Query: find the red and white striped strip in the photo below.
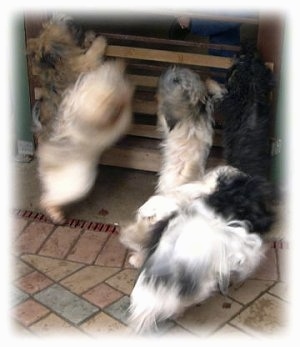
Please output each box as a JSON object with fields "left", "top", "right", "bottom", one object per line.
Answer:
{"left": 13, "top": 209, "right": 119, "bottom": 234}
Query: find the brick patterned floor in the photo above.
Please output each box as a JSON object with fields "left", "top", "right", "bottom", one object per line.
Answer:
{"left": 10, "top": 214, "right": 290, "bottom": 339}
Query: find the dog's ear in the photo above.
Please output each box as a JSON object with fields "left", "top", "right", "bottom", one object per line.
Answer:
{"left": 205, "top": 78, "right": 227, "bottom": 100}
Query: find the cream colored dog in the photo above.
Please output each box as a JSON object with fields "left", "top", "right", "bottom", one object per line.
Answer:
{"left": 38, "top": 60, "right": 134, "bottom": 224}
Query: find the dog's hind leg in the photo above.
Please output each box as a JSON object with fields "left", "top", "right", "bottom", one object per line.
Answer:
{"left": 40, "top": 201, "right": 66, "bottom": 225}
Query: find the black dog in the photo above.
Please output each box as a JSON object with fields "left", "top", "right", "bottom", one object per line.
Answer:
{"left": 220, "top": 45, "right": 274, "bottom": 178}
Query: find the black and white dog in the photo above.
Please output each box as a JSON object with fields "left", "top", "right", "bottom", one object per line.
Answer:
{"left": 125, "top": 165, "right": 277, "bottom": 333}
{"left": 119, "top": 61, "right": 277, "bottom": 334}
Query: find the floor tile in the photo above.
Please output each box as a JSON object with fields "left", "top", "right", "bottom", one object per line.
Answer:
{"left": 175, "top": 295, "right": 243, "bottom": 337}
{"left": 34, "top": 284, "right": 99, "bottom": 325}
{"left": 164, "top": 324, "right": 195, "bottom": 337}
{"left": 12, "top": 298, "right": 50, "bottom": 327}
{"left": 11, "top": 320, "right": 33, "bottom": 335}
{"left": 213, "top": 323, "right": 252, "bottom": 338}
{"left": 14, "top": 221, "right": 54, "bottom": 255}
{"left": 230, "top": 293, "right": 289, "bottom": 336}
{"left": 105, "top": 268, "right": 138, "bottom": 295}
{"left": 80, "top": 312, "right": 128, "bottom": 336}
{"left": 67, "top": 229, "right": 109, "bottom": 264}
{"left": 104, "top": 295, "right": 131, "bottom": 325}
{"left": 11, "top": 286, "right": 30, "bottom": 307}
{"left": 15, "top": 271, "right": 53, "bottom": 295}
{"left": 39, "top": 226, "right": 81, "bottom": 259}
{"left": 21, "top": 254, "right": 84, "bottom": 281}
{"left": 95, "top": 234, "right": 127, "bottom": 267}
{"left": 30, "top": 312, "right": 84, "bottom": 336}
{"left": 12, "top": 258, "right": 34, "bottom": 281}
{"left": 60, "top": 265, "right": 120, "bottom": 294}
{"left": 268, "top": 282, "right": 289, "bottom": 302}
{"left": 82, "top": 282, "right": 124, "bottom": 309}
{"left": 12, "top": 217, "right": 28, "bottom": 238}
{"left": 228, "top": 279, "right": 274, "bottom": 305}
{"left": 277, "top": 248, "right": 289, "bottom": 282}
{"left": 251, "top": 247, "right": 278, "bottom": 281}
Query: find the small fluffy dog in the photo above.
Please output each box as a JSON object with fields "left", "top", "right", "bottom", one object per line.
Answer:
{"left": 37, "top": 60, "right": 134, "bottom": 224}
{"left": 120, "top": 165, "right": 277, "bottom": 333}
{"left": 120, "top": 67, "right": 225, "bottom": 266}
{"left": 27, "top": 15, "right": 107, "bottom": 140}
{"left": 156, "top": 66, "right": 225, "bottom": 194}
{"left": 219, "top": 45, "right": 274, "bottom": 177}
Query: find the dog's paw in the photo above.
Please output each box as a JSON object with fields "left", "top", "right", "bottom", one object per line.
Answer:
{"left": 129, "top": 251, "right": 146, "bottom": 268}
{"left": 138, "top": 195, "right": 179, "bottom": 224}
{"left": 89, "top": 36, "right": 107, "bottom": 56}
{"left": 41, "top": 202, "right": 66, "bottom": 225}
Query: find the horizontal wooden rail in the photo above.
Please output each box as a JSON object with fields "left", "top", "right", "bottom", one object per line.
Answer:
{"left": 101, "top": 32, "right": 241, "bottom": 52}
{"left": 106, "top": 45, "right": 233, "bottom": 69}
{"left": 100, "top": 145, "right": 225, "bottom": 172}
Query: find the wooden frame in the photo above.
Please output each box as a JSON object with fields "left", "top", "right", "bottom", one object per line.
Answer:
{"left": 24, "top": 13, "right": 281, "bottom": 173}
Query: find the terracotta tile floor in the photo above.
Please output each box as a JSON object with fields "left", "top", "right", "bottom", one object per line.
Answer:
{"left": 10, "top": 212, "right": 289, "bottom": 339}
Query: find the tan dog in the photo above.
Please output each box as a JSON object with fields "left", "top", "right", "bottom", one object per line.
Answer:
{"left": 120, "top": 67, "right": 225, "bottom": 267}
{"left": 37, "top": 60, "right": 134, "bottom": 224}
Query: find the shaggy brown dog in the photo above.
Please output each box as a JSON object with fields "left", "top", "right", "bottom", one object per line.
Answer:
{"left": 27, "top": 15, "right": 107, "bottom": 141}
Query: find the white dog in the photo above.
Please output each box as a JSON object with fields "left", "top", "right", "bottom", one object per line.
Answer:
{"left": 120, "top": 67, "right": 224, "bottom": 266}
{"left": 38, "top": 60, "right": 134, "bottom": 224}
{"left": 156, "top": 66, "right": 224, "bottom": 194}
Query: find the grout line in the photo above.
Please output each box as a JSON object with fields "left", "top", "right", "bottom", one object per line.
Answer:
{"left": 266, "top": 290, "right": 289, "bottom": 304}
{"left": 222, "top": 280, "right": 281, "bottom": 326}
{"left": 35, "top": 225, "right": 57, "bottom": 255}
{"left": 92, "top": 232, "right": 114, "bottom": 266}
{"left": 63, "top": 228, "right": 86, "bottom": 261}
{"left": 226, "top": 321, "right": 257, "bottom": 337}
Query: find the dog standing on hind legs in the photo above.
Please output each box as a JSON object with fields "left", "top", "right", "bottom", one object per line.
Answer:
{"left": 156, "top": 66, "right": 225, "bottom": 194}
{"left": 27, "top": 14, "right": 107, "bottom": 141}
{"left": 219, "top": 45, "right": 274, "bottom": 178}
{"left": 119, "top": 66, "right": 225, "bottom": 267}
{"left": 37, "top": 60, "right": 134, "bottom": 224}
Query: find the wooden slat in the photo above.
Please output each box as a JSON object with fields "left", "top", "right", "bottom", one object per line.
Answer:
{"left": 127, "top": 124, "right": 162, "bottom": 139}
{"left": 127, "top": 124, "right": 223, "bottom": 147}
{"left": 129, "top": 74, "right": 159, "bottom": 88}
{"left": 100, "top": 146, "right": 161, "bottom": 172}
{"left": 133, "top": 98, "right": 157, "bottom": 115}
{"left": 106, "top": 45, "right": 233, "bottom": 69}
{"left": 102, "top": 32, "right": 241, "bottom": 52}
{"left": 100, "top": 145, "right": 225, "bottom": 172}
